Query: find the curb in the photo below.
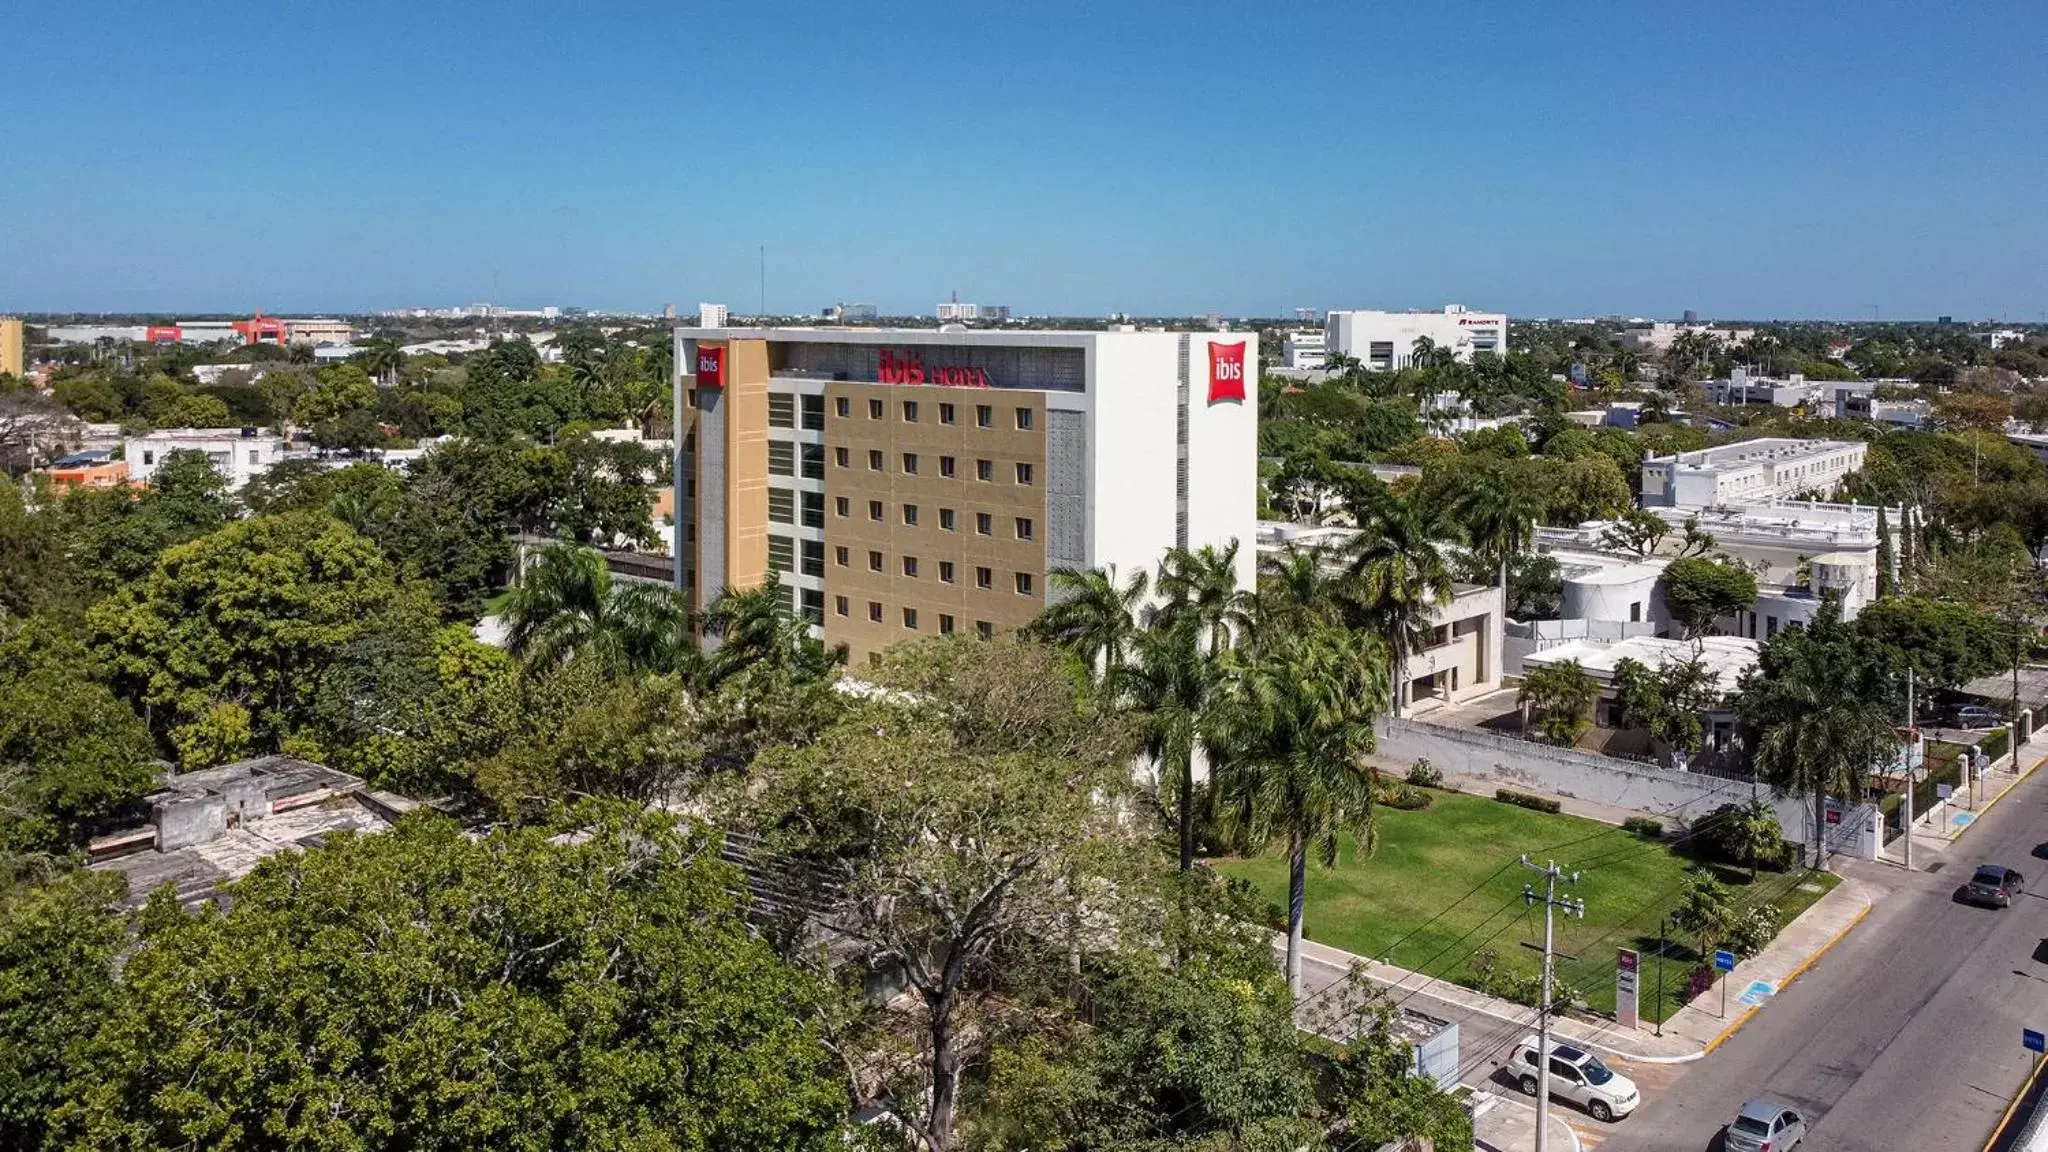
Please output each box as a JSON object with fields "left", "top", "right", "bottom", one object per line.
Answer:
{"left": 1984, "top": 1055, "right": 2047, "bottom": 1152}
{"left": 1971, "top": 750, "right": 2045, "bottom": 826}
{"left": 1693, "top": 893, "right": 1875, "bottom": 1058}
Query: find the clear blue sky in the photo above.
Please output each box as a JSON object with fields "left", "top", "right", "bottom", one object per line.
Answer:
{"left": 4, "top": 0, "right": 2044, "bottom": 320}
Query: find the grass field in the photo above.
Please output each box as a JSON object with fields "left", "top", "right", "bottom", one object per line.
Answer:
{"left": 481, "top": 586, "right": 516, "bottom": 617}
{"left": 1211, "top": 790, "right": 1838, "bottom": 1023}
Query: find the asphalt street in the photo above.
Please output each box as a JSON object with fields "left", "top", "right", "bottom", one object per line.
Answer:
{"left": 1606, "top": 763, "right": 2048, "bottom": 1152}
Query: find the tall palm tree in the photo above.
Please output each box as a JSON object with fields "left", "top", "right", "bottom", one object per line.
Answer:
{"left": 505, "top": 544, "right": 696, "bottom": 677}
{"left": 1212, "top": 626, "right": 1390, "bottom": 996}
{"left": 700, "top": 572, "right": 846, "bottom": 687}
{"left": 1454, "top": 460, "right": 1546, "bottom": 599}
{"left": 357, "top": 338, "right": 404, "bottom": 388}
{"left": 1031, "top": 564, "right": 1148, "bottom": 684}
{"left": 1252, "top": 542, "right": 1348, "bottom": 640}
{"left": 1110, "top": 619, "right": 1214, "bottom": 873}
{"left": 1156, "top": 541, "right": 1251, "bottom": 658}
{"left": 1342, "top": 487, "right": 1456, "bottom": 717}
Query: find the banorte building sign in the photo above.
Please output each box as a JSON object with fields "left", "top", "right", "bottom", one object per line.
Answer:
{"left": 877, "top": 349, "right": 989, "bottom": 388}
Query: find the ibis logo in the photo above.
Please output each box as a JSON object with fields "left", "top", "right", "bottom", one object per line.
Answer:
{"left": 1207, "top": 341, "right": 1247, "bottom": 404}
{"left": 695, "top": 346, "right": 726, "bottom": 388}
{"left": 877, "top": 349, "right": 990, "bottom": 388}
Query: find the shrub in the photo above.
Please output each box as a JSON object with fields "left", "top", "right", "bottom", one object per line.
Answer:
{"left": 1407, "top": 758, "right": 1443, "bottom": 789}
{"left": 1379, "top": 782, "right": 1433, "bottom": 811}
{"left": 1682, "top": 964, "right": 1717, "bottom": 1003}
{"left": 1725, "top": 902, "right": 1782, "bottom": 959}
{"left": 1623, "top": 816, "right": 1664, "bottom": 839}
{"left": 1495, "top": 788, "right": 1561, "bottom": 814}
{"left": 1691, "top": 800, "right": 1787, "bottom": 872}
{"left": 1982, "top": 728, "right": 2011, "bottom": 764}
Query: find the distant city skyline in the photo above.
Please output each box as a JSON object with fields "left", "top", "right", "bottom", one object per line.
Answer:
{"left": 4, "top": 0, "right": 2045, "bottom": 320}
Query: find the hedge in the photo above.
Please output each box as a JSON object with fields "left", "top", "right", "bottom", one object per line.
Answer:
{"left": 1495, "top": 788, "right": 1562, "bottom": 814}
{"left": 1622, "top": 816, "right": 1664, "bottom": 839}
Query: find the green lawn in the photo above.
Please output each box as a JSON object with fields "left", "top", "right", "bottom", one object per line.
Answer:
{"left": 1211, "top": 791, "right": 1838, "bottom": 1023}
{"left": 481, "top": 586, "right": 516, "bottom": 617}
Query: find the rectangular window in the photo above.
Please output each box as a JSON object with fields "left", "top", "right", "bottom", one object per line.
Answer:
{"left": 835, "top": 496, "right": 850, "bottom": 518}
{"left": 976, "top": 512, "right": 993, "bottom": 535}
{"left": 835, "top": 595, "right": 849, "bottom": 617}
{"left": 143, "top": 450, "right": 154, "bottom": 466}
{"left": 869, "top": 601, "right": 883, "bottom": 623}
{"left": 1015, "top": 407, "right": 1034, "bottom": 430}
{"left": 903, "top": 607, "right": 918, "bottom": 630}
{"left": 768, "top": 394, "right": 796, "bottom": 428}
{"left": 868, "top": 449, "right": 884, "bottom": 471}
{"left": 768, "top": 441, "right": 796, "bottom": 476}
{"left": 776, "top": 582, "right": 795, "bottom": 613}
{"left": 767, "top": 534, "right": 795, "bottom": 573}
{"left": 903, "top": 504, "right": 920, "bottom": 526}
{"left": 835, "top": 396, "right": 850, "bottom": 418}
{"left": 801, "top": 394, "right": 825, "bottom": 430}
{"left": 868, "top": 398, "right": 884, "bottom": 419}
{"left": 940, "top": 614, "right": 956, "bottom": 635}
{"left": 1015, "top": 462, "right": 1034, "bottom": 485}
{"left": 868, "top": 500, "right": 884, "bottom": 521}
{"left": 768, "top": 488, "right": 795, "bottom": 524}
{"left": 902, "top": 556, "right": 919, "bottom": 578}
{"left": 976, "top": 404, "right": 993, "bottom": 428}
{"left": 902, "top": 400, "right": 919, "bottom": 422}
{"left": 868, "top": 550, "right": 884, "bottom": 572}
{"left": 834, "top": 446, "right": 850, "bottom": 468}
{"left": 940, "top": 402, "right": 956, "bottom": 425}
{"left": 976, "top": 566, "right": 993, "bottom": 590}
{"left": 977, "top": 621, "right": 994, "bottom": 639}
{"left": 1015, "top": 572, "right": 1035, "bottom": 596}
{"left": 248, "top": 450, "right": 259, "bottom": 466}
{"left": 976, "top": 459, "right": 993, "bottom": 482}
{"left": 1015, "top": 517, "right": 1035, "bottom": 541}
{"left": 940, "top": 455, "right": 956, "bottom": 478}
{"left": 801, "top": 490, "right": 824, "bottom": 528}
{"left": 940, "top": 508, "right": 956, "bottom": 531}
{"left": 902, "top": 452, "right": 919, "bottom": 475}
{"left": 835, "top": 545, "right": 850, "bottom": 567}
{"left": 801, "top": 539, "right": 824, "bottom": 577}
{"left": 800, "top": 588, "right": 823, "bottom": 624}
{"left": 939, "top": 560, "right": 956, "bottom": 584}
{"left": 801, "top": 443, "right": 824, "bottom": 480}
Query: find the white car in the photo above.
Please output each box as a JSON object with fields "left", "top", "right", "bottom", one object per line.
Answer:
{"left": 1509, "top": 1035, "right": 1640, "bottom": 1122}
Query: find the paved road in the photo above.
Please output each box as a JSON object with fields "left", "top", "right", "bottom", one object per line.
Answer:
{"left": 1607, "top": 765, "right": 2048, "bottom": 1152}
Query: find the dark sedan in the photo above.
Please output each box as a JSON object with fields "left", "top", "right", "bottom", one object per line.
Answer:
{"left": 1964, "top": 864, "right": 2024, "bottom": 908}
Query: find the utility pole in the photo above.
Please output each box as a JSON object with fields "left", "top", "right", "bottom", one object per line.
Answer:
{"left": 1522, "top": 856, "right": 1585, "bottom": 1152}
{"left": 1904, "top": 666, "right": 1915, "bottom": 871}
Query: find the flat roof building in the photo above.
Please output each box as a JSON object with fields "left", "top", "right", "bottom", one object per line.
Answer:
{"left": 126, "top": 427, "right": 286, "bottom": 492}
{"left": 1324, "top": 305, "right": 1506, "bottom": 371}
{"left": 1639, "top": 438, "right": 1867, "bottom": 510}
{"left": 1281, "top": 330, "right": 1326, "bottom": 371}
{"left": 672, "top": 326, "right": 1258, "bottom": 664}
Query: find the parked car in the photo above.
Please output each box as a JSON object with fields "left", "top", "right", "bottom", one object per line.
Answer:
{"left": 1964, "top": 864, "right": 2025, "bottom": 908}
{"left": 1951, "top": 705, "right": 2004, "bottom": 730}
{"left": 1508, "top": 1036, "right": 1639, "bottom": 1122}
{"left": 1724, "top": 1097, "right": 1806, "bottom": 1152}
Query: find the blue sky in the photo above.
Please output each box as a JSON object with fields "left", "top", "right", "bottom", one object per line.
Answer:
{"left": 3, "top": 0, "right": 2044, "bottom": 319}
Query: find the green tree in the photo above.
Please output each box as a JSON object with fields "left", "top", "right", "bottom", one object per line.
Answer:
{"left": 556, "top": 433, "right": 659, "bottom": 546}
{"left": 699, "top": 571, "right": 843, "bottom": 688}
{"left": 294, "top": 362, "right": 378, "bottom": 427}
{"left": 1662, "top": 556, "right": 1758, "bottom": 639}
{"left": 1610, "top": 656, "right": 1723, "bottom": 762}
{"left": 0, "top": 622, "right": 158, "bottom": 853}
{"left": 1341, "top": 485, "right": 1455, "bottom": 717}
{"left": 1110, "top": 619, "right": 1215, "bottom": 874}
{"left": 1670, "top": 873, "right": 1736, "bottom": 958}
{"left": 0, "top": 869, "right": 129, "bottom": 1152}
{"left": 1518, "top": 659, "right": 1600, "bottom": 745}
{"left": 1454, "top": 459, "right": 1545, "bottom": 594}
{"left": 1854, "top": 595, "right": 1998, "bottom": 690}
{"left": 504, "top": 543, "right": 695, "bottom": 678}
{"left": 155, "top": 391, "right": 234, "bottom": 429}
{"left": 55, "top": 806, "right": 849, "bottom": 1151}
{"left": 1875, "top": 507, "right": 1897, "bottom": 598}
{"left": 1032, "top": 563, "right": 1148, "bottom": 684}
{"left": 1156, "top": 541, "right": 1251, "bottom": 659}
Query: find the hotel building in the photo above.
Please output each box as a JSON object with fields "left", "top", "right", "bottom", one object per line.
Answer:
{"left": 669, "top": 327, "right": 1258, "bottom": 663}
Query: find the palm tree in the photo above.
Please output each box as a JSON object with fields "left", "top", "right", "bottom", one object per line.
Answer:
{"left": 700, "top": 571, "right": 846, "bottom": 687}
{"left": 1252, "top": 542, "right": 1348, "bottom": 639}
{"left": 1156, "top": 541, "right": 1251, "bottom": 658}
{"left": 357, "top": 338, "right": 404, "bottom": 388}
{"left": 1212, "top": 626, "right": 1390, "bottom": 996}
{"left": 505, "top": 544, "right": 696, "bottom": 677}
{"left": 1454, "top": 461, "right": 1545, "bottom": 598}
{"left": 1032, "top": 564, "right": 1148, "bottom": 684}
{"left": 1110, "top": 620, "right": 1214, "bottom": 874}
{"left": 1342, "top": 486, "right": 1456, "bottom": 717}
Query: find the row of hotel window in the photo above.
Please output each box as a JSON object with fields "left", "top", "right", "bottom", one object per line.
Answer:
{"left": 765, "top": 394, "right": 1036, "bottom": 431}
{"left": 765, "top": 535, "right": 1038, "bottom": 595}
{"left": 767, "top": 579, "right": 1000, "bottom": 639}
{"left": 767, "top": 488, "right": 1036, "bottom": 541}
{"left": 767, "top": 441, "right": 1034, "bottom": 486}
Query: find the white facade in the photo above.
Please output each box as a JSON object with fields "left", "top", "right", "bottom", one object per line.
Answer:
{"left": 285, "top": 318, "right": 355, "bottom": 346}
{"left": 935, "top": 300, "right": 980, "bottom": 322}
{"left": 697, "top": 303, "right": 729, "bottom": 329}
{"left": 1281, "top": 330, "right": 1327, "bottom": 370}
{"left": 1639, "top": 438, "right": 1867, "bottom": 509}
{"left": 125, "top": 429, "right": 285, "bottom": 491}
{"left": 1324, "top": 305, "right": 1507, "bottom": 370}
{"left": 1619, "top": 322, "right": 1756, "bottom": 353}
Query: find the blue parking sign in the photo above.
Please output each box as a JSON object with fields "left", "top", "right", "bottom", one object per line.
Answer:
{"left": 2026, "top": 1029, "right": 2044, "bottom": 1054}
{"left": 1714, "top": 949, "right": 1737, "bottom": 973}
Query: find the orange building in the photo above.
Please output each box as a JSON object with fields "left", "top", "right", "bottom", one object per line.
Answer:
{"left": 47, "top": 451, "right": 129, "bottom": 491}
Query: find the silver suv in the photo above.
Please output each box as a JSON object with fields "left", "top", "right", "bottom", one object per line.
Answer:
{"left": 1508, "top": 1035, "right": 1639, "bottom": 1122}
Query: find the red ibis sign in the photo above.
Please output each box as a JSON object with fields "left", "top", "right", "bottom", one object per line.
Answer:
{"left": 877, "top": 349, "right": 989, "bottom": 388}
{"left": 1207, "top": 341, "right": 1247, "bottom": 404}
{"left": 695, "top": 346, "right": 726, "bottom": 388}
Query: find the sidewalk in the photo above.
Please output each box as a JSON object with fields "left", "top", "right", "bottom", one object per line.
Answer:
{"left": 1471, "top": 1087, "right": 1582, "bottom": 1152}
{"left": 1880, "top": 737, "right": 2046, "bottom": 868}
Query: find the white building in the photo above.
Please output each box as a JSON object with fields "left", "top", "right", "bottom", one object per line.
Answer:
{"left": 125, "top": 428, "right": 286, "bottom": 491}
{"left": 935, "top": 298, "right": 980, "bottom": 322}
{"left": 1281, "top": 330, "right": 1327, "bottom": 371}
{"left": 1324, "top": 305, "right": 1507, "bottom": 370}
{"left": 698, "top": 303, "right": 729, "bottom": 329}
{"left": 1619, "top": 322, "right": 1756, "bottom": 353}
{"left": 1705, "top": 367, "right": 1825, "bottom": 408}
{"left": 285, "top": 318, "right": 355, "bottom": 346}
{"left": 1639, "top": 438, "right": 1867, "bottom": 509}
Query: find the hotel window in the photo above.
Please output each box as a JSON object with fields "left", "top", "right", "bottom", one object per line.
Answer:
{"left": 768, "top": 441, "right": 796, "bottom": 476}
{"left": 835, "top": 596, "right": 849, "bottom": 617}
{"left": 976, "top": 459, "right": 993, "bottom": 481}
{"left": 801, "top": 490, "right": 824, "bottom": 528}
{"left": 903, "top": 503, "right": 920, "bottom": 526}
{"left": 868, "top": 398, "right": 884, "bottom": 419}
{"left": 835, "top": 446, "right": 850, "bottom": 468}
{"left": 975, "top": 566, "right": 993, "bottom": 590}
{"left": 835, "top": 545, "right": 850, "bottom": 567}
{"left": 940, "top": 508, "right": 957, "bottom": 531}
{"left": 976, "top": 512, "right": 993, "bottom": 535}
{"left": 766, "top": 534, "right": 795, "bottom": 573}
{"left": 977, "top": 621, "right": 994, "bottom": 639}
{"left": 869, "top": 500, "right": 884, "bottom": 521}
{"left": 768, "top": 394, "right": 796, "bottom": 428}
{"left": 940, "top": 402, "right": 956, "bottom": 425}
{"left": 940, "top": 455, "right": 956, "bottom": 478}
{"left": 902, "top": 400, "right": 919, "bottom": 422}
{"left": 801, "top": 539, "right": 824, "bottom": 577}
{"left": 939, "top": 614, "right": 956, "bottom": 634}
{"left": 801, "top": 443, "right": 825, "bottom": 479}
{"left": 1015, "top": 517, "right": 1034, "bottom": 541}
{"left": 903, "top": 607, "right": 919, "bottom": 629}
{"left": 868, "top": 550, "right": 884, "bottom": 572}
{"left": 939, "top": 560, "right": 956, "bottom": 583}
{"left": 801, "top": 394, "right": 825, "bottom": 430}
{"left": 902, "top": 452, "right": 919, "bottom": 475}
{"left": 767, "top": 488, "right": 795, "bottom": 524}
{"left": 835, "top": 496, "right": 850, "bottom": 518}
{"left": 868, "top": 449, "right": 884, "bottom": 471}
{"left": 903, "top": 556, "right": 919, "bottom": 578}
{"left": 976, "top": 404, "right": 993, "bottom": 428}
{"left": 1015, "top": 462, "right": 1034, "bottom": 485}
{"left": 1015, "top": 572, "right": 1035, "bottom": 596}
{"left": 1015, "top": 407, "right": 1034, "bottom": 430}
{"left": 776, "top": 582, "right": 795, "bottom": 613}
{"left": 869, "top": 601, "right": 883, "bottom": 622}
{"left": 835, "top": 396, "right": 850, "bottom": 418}
{"left": 800, "top": 588, "right": 823, "bottom": 624}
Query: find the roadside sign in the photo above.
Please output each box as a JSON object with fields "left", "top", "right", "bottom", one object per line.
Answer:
{"left": 1616, "top": 949, "right": 1640, "bottom": 1030}
{"left": 2027, "top": 1029, "right": 2045, "bottom": 1054}
{"left": 1714, "top": 949, "right": 1737, "bottom": 973}
{"left": 1937, "top": 784, "right": 1955, "bottom": 799}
